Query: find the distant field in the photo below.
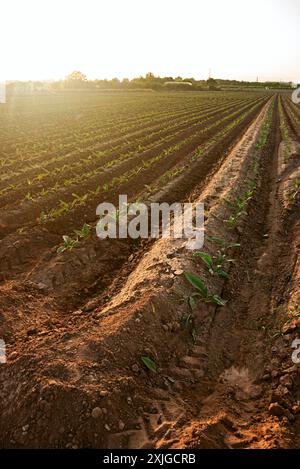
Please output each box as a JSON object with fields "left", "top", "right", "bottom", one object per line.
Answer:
{"left": 0, "top": 91, "right": 270, "bottom": 236}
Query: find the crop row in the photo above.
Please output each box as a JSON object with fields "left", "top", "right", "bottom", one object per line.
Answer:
{"left": 0, "top": 96, "right": 248, "bottom": 191}
{"left": 0, "top": 92, "right": 252, "bottom": 167}
{"left": 1, "top": 96, "right": 267, "bottom": 226}
{"left": 0, "top": 97, "right": 262, "bottom": 205}
{"left": 35, "top": 96, "right": 269, "bottom": 229}
{"left": 0, "top": 92, "right": 271, "bottom": 282}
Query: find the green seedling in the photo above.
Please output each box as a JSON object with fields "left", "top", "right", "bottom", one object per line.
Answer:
{"left": 207, "top": 236, "right": 240, "bottom": 252}
{"left": 40, "top": 188, "right": 49, "bottom": 197}
{"left": 57, "top": 235, "right": 79, "bottom": 254}
{"left": 48, "top": 200, "right": 70, "bottom": 219}
{"left": 184, "top": 272, "right": 226, "bottom": 306}
{"left": 194, "top": 251, "right": 214, "bottom": 274}
{"left": 224, "top": 214, "right": 238, "bottom": 228}
{"left": 25, "top": 192, "right": 34, "bottom": 201}
{"left": 191, "top": 329, "right": 197, "bottom": 343}
{"left": 180, "top": 313, "right": 191, "bottom": 330}
{"left": 71, "top": 193, "right": 88, "bottom": 207}
{"left": 188, "top": 295, "right": 197, "bottom": 311}
{"left": 94, "top": 185, "right": 101, "bottom": 195}
{"left": 193, "top": 251, "right": 228, "bottom": 278}
{"left": 288, "top": 179, "right": 300, "bottom": 200}
{"left": 224, "top": 189, "right": 254, "bottom": 227}
{"left": 36, "top": 172, "right": 48, "bottom": 182}
{"left": 74, "top": 223, "right": 91, "bottom": 239}
{"left": 37, "top": 211, "right": 47, "bottom": 224}
{"left": 141, "top": 356, "right": 157, "bottom": 373}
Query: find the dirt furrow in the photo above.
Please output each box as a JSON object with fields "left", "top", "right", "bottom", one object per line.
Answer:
{"left": 0, "top": 98, "right": 268, "bottom": 294}
{"left": 0, "top": 94, "right": 279, "bottom": 449}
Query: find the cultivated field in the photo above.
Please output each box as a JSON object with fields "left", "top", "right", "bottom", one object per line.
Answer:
{"left": 0, "top": 90, "right": 300, "bottom": 448}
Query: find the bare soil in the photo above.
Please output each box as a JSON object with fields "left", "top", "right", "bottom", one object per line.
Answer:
{"left": 0, "top": 94, "right": 300, "bottom": 449}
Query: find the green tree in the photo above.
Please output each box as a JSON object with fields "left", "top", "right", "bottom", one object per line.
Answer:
{"left": 65, "top": 71, "right": 87, "bottom": 81}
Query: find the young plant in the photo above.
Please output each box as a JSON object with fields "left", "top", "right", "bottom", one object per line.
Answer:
{"left": 193, "top": 251, "right": 228, "bottom": 278}
{"left": 207, "top": 236, "right": 240, "bottom": 268}
{"left": 184, "top": 272, "right": 226, "bottom": 306}
{"left": 224, "top": 189, "right": 254, "bottom": 227}
{"left": 224, "top": 214, "right": 238, "bottom": 229}
{"left": 288, "top": 178, "right": 300, "bottom": 200}
{"left": 74, "top": 223, "right": 91, "bottom": 239}
{"left": 57, "top": 235, "right": 79, "bottom": 254}
{"left": 37, "top": 211, "right": 47, "bottom": 224}
{"left": 25, "top": 191, "right": 34, "bottom": 201}
{"left": 207, "top": 236, "right": 240, "bottom": 252}
{"left": 180, "top": 313, "right": 192, "bottom": 330}
{"left": 71, "top": 192, "right": 88, "bottom": 207}
{"left": 141, "top": 356, "right": 157, "bottom": 373}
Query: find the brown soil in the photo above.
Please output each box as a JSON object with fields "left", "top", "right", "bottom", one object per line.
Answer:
{"left": 0, "top": 94, "right": 300, "bottom": 449}
{"left": 0, "top": 97, "right": 244, "bottom": 201}
{"left": 0, "top": 96, "right": 265, "bottom": 237}
{"left": 0, "top": 98, "right": 267, "bottom": 290}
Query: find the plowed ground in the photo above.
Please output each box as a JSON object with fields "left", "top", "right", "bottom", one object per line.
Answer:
{"left": 0, "top": 90, "right": 300, "bottom": 449}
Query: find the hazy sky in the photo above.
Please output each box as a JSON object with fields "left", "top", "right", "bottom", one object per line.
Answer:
{"left": 1, "top": 0, "right": 299, "bottom": 82}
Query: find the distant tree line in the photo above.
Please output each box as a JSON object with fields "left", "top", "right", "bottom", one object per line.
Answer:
{"left": 6, "top": 71, "right": 296, "bottom": 93}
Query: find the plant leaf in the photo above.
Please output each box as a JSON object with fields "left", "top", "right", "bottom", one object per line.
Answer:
{"left": 181, "top": 313, "right": 191, "bottom": 329}
{"left": 207, "top": 236, "right": 225, "bottom": 247}
{"left": 224, "top": 199, "right": 235, "bottom": 209}
{"left": 141, "top": 356, "right": 157, "bottom": 373}
{"left": 193, "top": 251, "right": 214, "bottom": 270}
{"left": 217, "top": 270, "right": 229, "bottom": 279}
{"left": 184, "top": 272, "right": 208, "bottom": 297}
{"left": 188, "top": 296, "right": 197, "bottom": 311}
{"left": 211, "top": 295, "right": 227, "bottom": 306}
{"left": 226, "top": 243, "right": 240, "bottom": 250}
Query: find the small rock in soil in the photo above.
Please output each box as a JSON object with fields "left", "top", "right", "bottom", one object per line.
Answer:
{"left": 262, "top": 373, "right": 271, "bottom": 381}
{"left": 91, "top": 407, "right": 102, "bottom": 419}
{"left": 269, "top": 403, "right": 285, "bottom": 417}
{"left": 131, "top": 364, "right": 139, "bottom": 373}
{"left": 292, "top": 405, "right": 300, "bottom": 414}
{"left": 282, "top": 365, "right": 297, "bottom": 374}
{"left": 118, "top": 421, "right": 125, "bottom": 431}
{"left": 279, "top": 374, "right": 293, "bottom": 389}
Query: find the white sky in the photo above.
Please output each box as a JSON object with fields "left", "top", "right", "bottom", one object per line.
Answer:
{"left": 1, "top": 0, "right": 299, "bottom": 82}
